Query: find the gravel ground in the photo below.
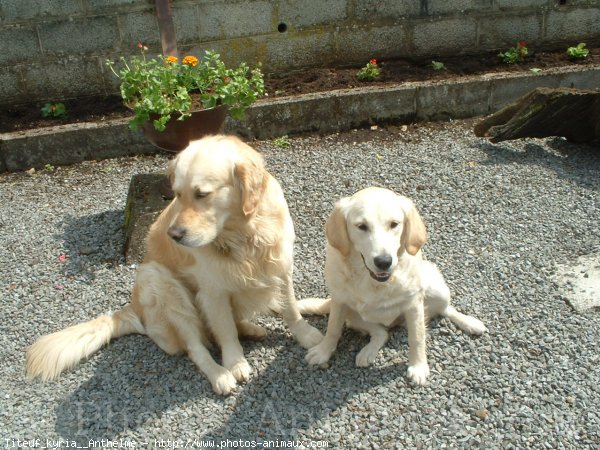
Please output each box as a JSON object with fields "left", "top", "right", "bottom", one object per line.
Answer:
{"left": 1, "top": 120, "right": 599, "bottom": 449}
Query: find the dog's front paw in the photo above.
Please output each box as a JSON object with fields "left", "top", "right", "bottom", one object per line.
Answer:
{"left": 355, "top": 344, "right": 379, "bottom": 367}
{"left": 305, "top": 342, "right": 334, "bottom": 366}
{"left": 210, "top": 368, "right": 237, "bottom": 396}
{"left": 294, "top": 323, "right": 324, "bottom": 349}
{"left": 407, "top": 363, "right": 430, "bottom": 385}
{"left": 226, "top": 358, "right": 252, "bottom": 383}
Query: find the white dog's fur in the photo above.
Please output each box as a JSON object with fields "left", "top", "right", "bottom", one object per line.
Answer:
{"left": 26, "top": 135, "right": 323, "bottom": 395}
{"left": 299, "top": 187, "right": 486, "bottom": 384}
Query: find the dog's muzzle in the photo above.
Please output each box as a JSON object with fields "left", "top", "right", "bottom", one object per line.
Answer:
{"left": 361, "top": 254, "right": 392, "bottom": 283}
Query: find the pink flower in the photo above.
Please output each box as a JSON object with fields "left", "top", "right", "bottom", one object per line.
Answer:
{"left": 58, "top": 254, "right": 67, "bottom": 263}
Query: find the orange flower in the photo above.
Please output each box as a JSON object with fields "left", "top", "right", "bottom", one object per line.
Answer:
{"left": 182, "top": 55, "right": 199, "bottom": 67}
{"left": 165, "top": 55, "right": 178, "bottom": 64}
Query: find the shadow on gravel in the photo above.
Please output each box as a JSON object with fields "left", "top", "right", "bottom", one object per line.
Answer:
{"left": 58, "top": 209, "right": 126, "bottom": 275}
{"left": 52, "top": 320, "right": 409, "bottom": 444}
{"left": 52, "top": 333, "right": 260, "bottom": 443}
{"left": 478, "top": 139, "right": 600, "bottom": 192}
{"left": 203, "top": 329, "right": 408, "bottom": 442}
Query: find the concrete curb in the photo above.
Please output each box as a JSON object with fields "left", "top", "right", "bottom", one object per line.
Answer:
{"left": 1, "top": 64, "right": 599, "bottom": 172}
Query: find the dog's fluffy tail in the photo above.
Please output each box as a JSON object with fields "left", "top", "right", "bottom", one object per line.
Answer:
{"left": 26, "top": 304, "right": 144, "bottom": 381}
{"left": 297, "top": 297, "right": 332, "bottom": 315}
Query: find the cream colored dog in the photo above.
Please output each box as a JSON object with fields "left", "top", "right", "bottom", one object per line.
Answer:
{"left": 26, "top": 135, "right": 323, "bottom": 395}
{"left": 299, "top": 187, "right": 486, "bottom": 384}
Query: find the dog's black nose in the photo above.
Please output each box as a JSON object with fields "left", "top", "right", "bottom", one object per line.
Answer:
{"left": 373, "top": 255, "right": 393, "bottom": 271}
{"left": 168, "top": 226, "right": 186, "bottom": 242}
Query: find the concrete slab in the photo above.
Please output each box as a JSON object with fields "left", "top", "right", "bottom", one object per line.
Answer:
{"left": 0, "top": 118, "right": 156, "bottom": 172}
{"left": 553, "top": 253, "right": 600, "bottom": 312}
{"left": 123, "top": 173, "right": 171, "bottom": 264}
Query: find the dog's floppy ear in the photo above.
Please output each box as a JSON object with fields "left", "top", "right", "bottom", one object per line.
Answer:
{"left": 167, "top": 155, "right": 180, "bottom": 189}
{"left": 325, "top": 199, "right": 351, "bottom": 257}
{"left": 234, "top": 149, "right": 269, "bottom": 217}
{"left": 400, "top": 199, "right": 427, "bottom": 256}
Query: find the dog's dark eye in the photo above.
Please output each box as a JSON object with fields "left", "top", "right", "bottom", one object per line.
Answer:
{"left": 357, "top": 223, "right": 368, "bottom": 231}
{"left": 195, "top": 191, "right": 209, "bottom": 199}
{"left": 390, "top": 221, "right": 400, "bottom": 229}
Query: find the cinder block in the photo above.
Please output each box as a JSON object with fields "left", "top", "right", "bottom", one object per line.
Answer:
{"left": 416, "top": 79, "right": 492, "bottom": 120}
{"left": 87, "top": 0, "right": 149, "bottom": 13}
{"left": 489, "top": 72, "right": 562, "bottom": 111}
{"left": 489, "top": 67, "right": 600, "bottom": 113}
{"left": 119, "top": 10, "right": 159, "bottom": 50}
{"left": 264, "top": 31, "right": 336, "bottom": 71}
{"left": 334, "top": 25, "right": 410, "bottom": 64}
{"left": 427, "top": 0, "right": 493, "bottom": 16}
{"left": 195, "top": 1, "right": 274, "bottom": 40}
{"left": 0, "top": 27, "right": 41, "bottom": 65}
{"left": 171, "top": 5, "right": 201, "bottom": 46}
{"left": 354, "top": 0, "right": 421, "bottom": 20}
{"left": 239, "top": 84, "right": 417, "bottom": 139}
{"left": 551, "top": 0, "right": 600, "bottom": 5}
{"left": 40, "top": 17, "right": 119, "bottom": 56}
{"left": 22, "top": 58, "right": 106, "bottom": 102}
{"left": 0, "top": 118, "right": 155, "bottom": 172}
{"left": 277, "top": 0, "right": 348, "bottom": 30}
{"left": 0, "top": 0, "right": 82, "bottom": 23}
{"left": 494, "top": 0, "right": 550, "bottom": 10}
{"left": 413, "top": 17, "right": 478, "bottom": 56}
{"left": 558, "top": 66, "right": 600, "bottom": 90}
{"left": 478, "top": 14, "right": 544, "bottom": 49}
{"left": 0, "top": 67, "right": 23, "bottom": 105}
{"left": 183, "top": 37, "right": 267, "bottom": 70}
{"left": 545, "top": 8, "right": 600, "bottom": 42}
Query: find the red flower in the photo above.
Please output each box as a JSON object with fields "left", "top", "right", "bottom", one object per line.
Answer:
{"left": 137, "top": 42, "right": 143, "bottom": 49}
{"left": 518, "top": 41, "right": 527, "bottom": 48}
{"left": 370, "top": 59, "right": 377, "bottom": 65}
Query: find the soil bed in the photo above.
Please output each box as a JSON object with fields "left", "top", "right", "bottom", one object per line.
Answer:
{"left": 2, "top": 45, "right": 599, "bottom": 133}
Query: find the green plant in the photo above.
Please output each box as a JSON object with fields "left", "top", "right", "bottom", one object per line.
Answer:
{"left": 357, "top": 59, "right": 381, "bottom": 81}
{"left": 566, "top": 43, "right": 589, "bottom": 60}
{"left": 498, "top": 41, "right": 528, "bottom": 64}
{"left": 106, "top": 44, "right": 265, "bottom": 131}
{"left": 430, "top": 61, "right": 445, "bottom": 71}
{"left": 41, "top": 103, "right": 66, "bottom": 118}
{"left": 44, "top": 164, "right": 55, "bottom": 173}
{"left": 272, "top": 135, "right": 290, "bottom": 148}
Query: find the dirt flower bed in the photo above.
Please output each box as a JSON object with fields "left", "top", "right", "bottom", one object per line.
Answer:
{"left": 2, "top": 45, "right": 599, "bottom": 133}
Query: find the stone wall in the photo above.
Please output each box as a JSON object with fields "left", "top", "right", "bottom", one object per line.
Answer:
{"left": 1, "top": 0, "right": 599, "bottom": 105}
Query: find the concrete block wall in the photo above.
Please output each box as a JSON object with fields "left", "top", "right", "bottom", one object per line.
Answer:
{"left": 1, "top": 0, "right": 599, "bottom": 106}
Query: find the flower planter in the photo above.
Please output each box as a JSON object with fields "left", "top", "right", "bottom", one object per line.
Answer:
{"left": 141, "top": 105, "right": 228, "bottom": 152}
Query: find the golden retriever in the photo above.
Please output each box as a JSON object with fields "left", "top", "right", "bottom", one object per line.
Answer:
{"left": 26, "top": 135, "right": 323, "bottom": 395}
{"left": 298, "top": 187, "right": 486, "bottom": 384}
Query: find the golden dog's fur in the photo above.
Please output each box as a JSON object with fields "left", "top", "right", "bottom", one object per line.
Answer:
{"left": 26, "top": 135, "right": 323, "bottom": 395}
{"left": 299, "top": 187, "right": 486, "bottom": 384}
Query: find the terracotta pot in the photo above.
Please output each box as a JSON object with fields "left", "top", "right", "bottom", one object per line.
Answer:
{"left": 141, "top": 105, "right": 228, "bottom": 152}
